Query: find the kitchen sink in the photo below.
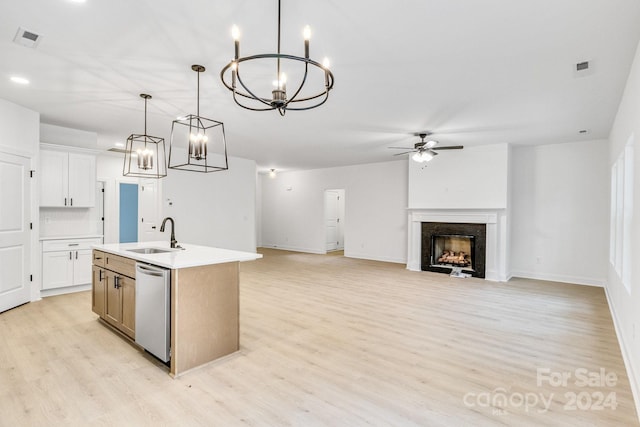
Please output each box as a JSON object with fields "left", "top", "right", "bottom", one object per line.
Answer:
{"left": 127, "top": 248, "right": 176, "bottom": 254}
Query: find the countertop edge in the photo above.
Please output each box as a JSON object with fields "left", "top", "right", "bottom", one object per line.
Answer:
{"left": 92, "top": 242, "right": 262, "bottom": 270}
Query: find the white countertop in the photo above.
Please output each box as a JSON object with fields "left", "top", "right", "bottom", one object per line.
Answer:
{"left": 93, "top": 241, "right": 262, "bottom": 269}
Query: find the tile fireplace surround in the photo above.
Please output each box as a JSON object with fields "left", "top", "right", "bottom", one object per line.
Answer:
{"left": 406, "top": 209, "right": 510, "bottom": 281}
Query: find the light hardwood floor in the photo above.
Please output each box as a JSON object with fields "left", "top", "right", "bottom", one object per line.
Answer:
{"left": 0, "top": 249, "right": 637, "bottom": 426}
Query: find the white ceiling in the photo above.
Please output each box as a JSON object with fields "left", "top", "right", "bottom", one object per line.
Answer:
{"left": 2, "top": 0, "right": 640, "bottom": 171}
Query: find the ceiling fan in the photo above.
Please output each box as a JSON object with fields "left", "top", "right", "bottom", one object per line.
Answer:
{"left": 389, "top": 132, "right": 464, "bottom": 163}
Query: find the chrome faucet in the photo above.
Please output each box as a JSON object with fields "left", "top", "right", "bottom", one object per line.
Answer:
{"left": 160, "top": 217, "right": 178, "bottom": 248}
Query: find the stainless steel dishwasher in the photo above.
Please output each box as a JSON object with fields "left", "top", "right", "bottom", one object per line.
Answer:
{"left": 135, "top": 263, "right": 170, "bottom": 362}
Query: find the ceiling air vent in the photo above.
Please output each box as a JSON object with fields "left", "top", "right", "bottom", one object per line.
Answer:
{"left": 13, "top": 27, "right": 42, "bottom": 48}
{"left": 576, "top": 61, "right": 589, "bottom": 71}
{"left": 573, "top": 59, "right": 594, "bottom": 78}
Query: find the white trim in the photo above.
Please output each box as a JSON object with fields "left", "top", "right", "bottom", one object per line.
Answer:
{"left": 604, "top": 285, "right": 640, "bottom": 423}
{"left": 510, "top": 270, "right": 606, "bottom": 287}
{"left": 40, "top": 283, "right": 91, "bottom": 298}
{"left": 345, "top": 252, "right": 405, "bottom": 264}
{"left": 39, "top": 142, "right": 102, "bottom": 155}
{"left": 259, "top": 244, "right": 326, "bottom": 255}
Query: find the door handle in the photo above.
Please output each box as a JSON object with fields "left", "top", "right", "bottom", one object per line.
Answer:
{"left": 69, "top": 252, "right": 72, "bottom": 260}
{"left": 70, "top": 198, "right": 73, "bottom": 206}
{"left": 114, "top": 276, "right": 120, "bottom": 289}
{"left": 64, "top": 198, "right": 67, "bottom": 206}
{"left": 99, "top": 270, "right": 103, "bottom": 281}
{"left": 75, "top": 251, "right": 78, "bottom": 260}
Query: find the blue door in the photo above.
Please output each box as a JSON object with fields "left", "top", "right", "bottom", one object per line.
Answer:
{"left": 119, "top": 183, "right": 138, "bottom": 243}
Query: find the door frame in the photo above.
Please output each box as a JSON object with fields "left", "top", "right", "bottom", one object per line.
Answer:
{"left": 324, "top": 188, "right": 345, "bottom": 253}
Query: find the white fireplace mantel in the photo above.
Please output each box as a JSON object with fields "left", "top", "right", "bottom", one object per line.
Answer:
{"left": 406, "top": 208, "right": 509, "bottom": 282}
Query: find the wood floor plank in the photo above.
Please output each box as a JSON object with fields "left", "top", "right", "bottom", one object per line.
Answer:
{"left": 0, "top": 248, "right": 637, "bottom": 426}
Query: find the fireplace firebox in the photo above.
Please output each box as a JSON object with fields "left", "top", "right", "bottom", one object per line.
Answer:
{"left": 421, "top": 222, "right": 486, "bottom": 278}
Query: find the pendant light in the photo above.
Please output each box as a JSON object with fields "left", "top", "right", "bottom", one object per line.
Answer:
{"left": 220, "top": 0, "right": 335, "bottom": 116}
{"left": 169, "top": 65, "right": 228, "bottom": 173}
{"left": 123, "top": 94, "right": 167, "bottom": 178}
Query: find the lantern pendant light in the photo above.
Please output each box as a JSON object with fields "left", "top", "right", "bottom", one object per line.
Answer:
{"left": 169, "top": 65, "right": 228, "bottom": 173}
{"left": 123, "top": 94, "right": 167, "bottom": 178}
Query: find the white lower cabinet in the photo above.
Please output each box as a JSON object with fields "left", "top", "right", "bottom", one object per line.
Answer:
{"left": 42, "top": 238, "right": 102, "bottom": 290}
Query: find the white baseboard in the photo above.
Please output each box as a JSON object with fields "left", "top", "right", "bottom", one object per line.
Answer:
{"left": 510, "top": 270, "right": 605, "bottom": 287}
{"left": 604, "top": 285, "right": 640, "bottom": 423}
{"left": 259, "top": 245, "right": 326, "bottom": 255}
{"left": 40, "top": 283, "right": 91, "bottom": 298}
{"left": 344, "top": 252, "right": 405, "bottom": 264}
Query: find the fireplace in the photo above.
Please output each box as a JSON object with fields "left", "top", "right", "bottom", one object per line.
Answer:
{"left": 421, "top": 222, "right": 486, "bottom": 278}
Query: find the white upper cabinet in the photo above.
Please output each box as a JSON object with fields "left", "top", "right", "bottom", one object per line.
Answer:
{"left": 40, "top": 149, "right": 96, "bottom": 207}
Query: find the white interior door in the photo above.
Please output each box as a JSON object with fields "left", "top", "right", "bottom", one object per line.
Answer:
{"left": 0, "top": 152, "right": 31, "bottom": 312}
{"left": 139, "top": 180, "right": 160, "bottom": 242}
{"left": 325, "top": 190, "right": 340, "bottom": 251}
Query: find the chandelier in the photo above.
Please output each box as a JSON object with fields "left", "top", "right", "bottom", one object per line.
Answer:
{"left": 123, "top": 94, "right": 167, "bottom": 178}
{"left": 169, "top": 65, "right": 229, "bottom": 173}
{"left": 220, "top": 0, "right": 335, "bottom": 116}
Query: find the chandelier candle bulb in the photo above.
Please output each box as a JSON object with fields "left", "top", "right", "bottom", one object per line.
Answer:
{"left": 232, "top": 26, "right": 240, "bottom": 59}
{"left": 303, "top": 25, "right": 311, "bottom": 58}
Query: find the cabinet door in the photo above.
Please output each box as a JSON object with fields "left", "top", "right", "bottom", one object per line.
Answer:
{"left": 92, "top": 266, "right": 106, "bottom": 317}
{"left": 40, "top": 150, "right": 68, "bottom": 207}
{"left": 42, "top": 251, "right": 73, "bottom": 289}
{"left": 73, "top": 249, "right": 93, "bottom": 285}
{"left": 68, "top": 153, "right": 96, "bottom": 207}
{"left": 120, "top": 276, "right": 136, "bottom": 339}
{"left": 104, "top": 271, "right": 122, "bottom": 327}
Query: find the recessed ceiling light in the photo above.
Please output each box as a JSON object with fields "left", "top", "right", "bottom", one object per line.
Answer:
{"left": 68, "top": 0, "right": 87, "bottom": 3}
{"left": 114, "top": 142, "right": 125, "bottom": 148}
{"left": 10, "top": 76, "right": 29, "bottom": 85}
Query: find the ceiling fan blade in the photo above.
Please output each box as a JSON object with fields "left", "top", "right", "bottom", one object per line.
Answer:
{"left": 432, "top": 145, "right": 464, "bottom": 150}
{"left": 388, "top": 146, "right": 412, "bottom": 150}
{"left": 392, "top": 151, "right": 414, "bottom": 156}
{"left": 424, "top": 140, "right": 438, "bottom": 149}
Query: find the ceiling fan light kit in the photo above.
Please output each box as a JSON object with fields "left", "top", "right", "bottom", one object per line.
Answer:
{"left": 169, "top": 65, "right": 229, "bottom": 173}
{"left": 123, "top": 94, "right": 168, "bottom": 179}
{"left": 219, "top": 0, "right": 335, "bottom": 116}
{"left": 389, "top": 132, "right": 464, "bottom": 163}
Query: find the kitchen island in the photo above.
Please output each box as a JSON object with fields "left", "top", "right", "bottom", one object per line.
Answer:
{"left": 91, "top": 241, "right": 262, "bottom": 377}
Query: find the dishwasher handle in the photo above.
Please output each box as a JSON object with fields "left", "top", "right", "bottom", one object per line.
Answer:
{"left": 136, "top": 263, "right": 167, "bottom": 277}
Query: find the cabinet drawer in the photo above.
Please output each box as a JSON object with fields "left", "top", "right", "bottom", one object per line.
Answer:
{"left": 43, "top": 238, "right": 102, "bottom": 252}
{"left": 104, "top": 252, "right": 136, "bottom": 279}
{"left": 93, "top": 250, "right": 106, "bottom": 267}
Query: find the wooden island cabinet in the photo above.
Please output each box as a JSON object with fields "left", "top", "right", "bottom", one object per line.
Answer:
{"left": 91, "top": 242, "right": 261, "bottom": 377}
{"left": 92, "top": 250, "right": 136, "bottom": 339}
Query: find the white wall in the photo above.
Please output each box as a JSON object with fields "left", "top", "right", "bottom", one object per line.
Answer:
{"left": 40, "top": 123, "right": 97, "bottom": 149}
{"left": 260, "top": 160, "right": 407, "bottom": 263}
{"left": 0, "top": 99, "right": 39, "bottom": 157}
{"left": 408, "top": 143, "right": 509, "bottom": 209}
{"left": 607, "top": 40, "right": 640, "bottom": 412}
{"left": 163, "top": 156, "right": 257, "bottom": 253}
{"left": 510, "top": 140, "right": 609, "bottom": 286}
